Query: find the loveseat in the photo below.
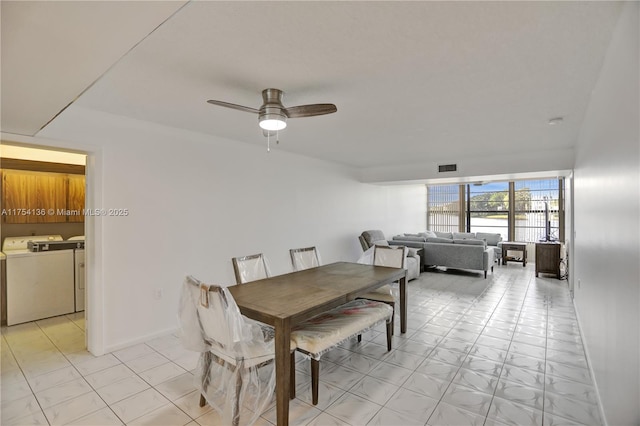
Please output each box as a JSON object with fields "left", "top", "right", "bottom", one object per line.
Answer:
{"left": 358, "top": 230, "right": 421, "bottom": 281}
{"left": 390, "top": 231, "right": 498, "bottom": 278}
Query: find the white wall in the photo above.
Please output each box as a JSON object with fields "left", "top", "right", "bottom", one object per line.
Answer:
{"left": 10, "top": 106, "right": 426, "bottom": 353}
{"left": 573, "top": 3, "right": 639, "bottom": 425}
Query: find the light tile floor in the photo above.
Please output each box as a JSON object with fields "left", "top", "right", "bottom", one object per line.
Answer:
{"left": 1, "top": 263, "right": 603, "bottom": 425}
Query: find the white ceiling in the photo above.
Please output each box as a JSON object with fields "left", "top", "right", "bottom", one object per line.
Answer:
{"left": 1, "top": 1, "right": 623, "bottom": 169}
{"left": 1, "top": 1, "right": 187, "bottom": 136}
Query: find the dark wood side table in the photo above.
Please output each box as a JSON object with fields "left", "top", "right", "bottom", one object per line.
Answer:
{"left": 535, "top": 242, "right": 562, "bottom": 279}
{"left": 501, "top": 242, "right": 527, "bottom": 267}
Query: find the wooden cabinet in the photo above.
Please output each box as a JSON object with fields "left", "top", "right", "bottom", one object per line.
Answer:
{"left": 1, "top": 170, "right": 84, "bottom": 223}
{"left": 2, "top": 170, "right": 37, "bottom": 223}
{"left": 36, "top": 172, "right": 68, "bottom": 222}
{"left": 67, "top": 174, "right": 86, "bottom": 223}
{"left": 535, "top": 242, "right": 562, "bottom": 279}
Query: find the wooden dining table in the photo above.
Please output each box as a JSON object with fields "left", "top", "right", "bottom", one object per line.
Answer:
{"left": 227, "top": 261, "right": 407, "bottom": 426}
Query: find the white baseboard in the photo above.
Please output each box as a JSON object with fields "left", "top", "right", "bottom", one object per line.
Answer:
{"left": 572, "top": 299, "right": 608, "bottom": 426}
{"left": 103, "top": 326, "right": 179, "bottom": 354}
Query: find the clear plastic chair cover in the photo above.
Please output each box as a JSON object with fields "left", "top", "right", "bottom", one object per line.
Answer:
{"left": 357, "top": 245, "right": 407, "bottom": 300}
{"left": 232, "top": 253, "right": 270, "bottom": 284}
{"left": 178, "top": 276, "right": 276, "bottom": 425}
{"left": 290, "top": 246, "right": 321, "bottom": 271}
{"left": 374, "top": 245, "right": 407, "bottom": 269}
{"left": 357, "top": 246, "right": 375, "bottom": 265}
{"left": 291, "top": 299, "right": 392, "bottom": 360}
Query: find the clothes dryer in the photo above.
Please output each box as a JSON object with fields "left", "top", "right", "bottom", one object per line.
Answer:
{"left": 68, "top": 236, "right": 85, "bottom": 312}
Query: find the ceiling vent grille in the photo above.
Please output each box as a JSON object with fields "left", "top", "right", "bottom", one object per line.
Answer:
{"left": 438, "top": 164, "right": 457, "bottom": 173}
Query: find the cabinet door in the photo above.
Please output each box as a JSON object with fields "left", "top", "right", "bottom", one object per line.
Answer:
{"left": 2, "top": 170, "right": 67, "bottom": 223}
{"left": 67, "top": 175, "right": 85, "bottom": 223}
{"left": 36, "top": 173, "right": 67, "bottom": 223}
{"left": 2, "top": 170, "right": 38, "bottom": 223}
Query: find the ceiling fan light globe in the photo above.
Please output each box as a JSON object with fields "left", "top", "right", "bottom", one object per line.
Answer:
{"left": 259, "top": 117, "right": 287, "bottom": 131}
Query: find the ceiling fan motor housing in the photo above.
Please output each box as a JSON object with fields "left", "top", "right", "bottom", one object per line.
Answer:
{"left": 259, "top": 88, "right": 288, "bottom": 129}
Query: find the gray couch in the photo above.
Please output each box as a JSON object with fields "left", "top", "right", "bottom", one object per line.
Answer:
{"left": 460, "top": 232, "right": 503, "bottom": 263}
{"left": 390, "top": 231, "right": 498, "bottom": 278}
{"left": 358, "top": 230, "right": 421, "bottom": 281}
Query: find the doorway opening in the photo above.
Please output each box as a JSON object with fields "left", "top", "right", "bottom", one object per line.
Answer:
{"left": 1, "top": 143, "right": 89, "bottom": 354}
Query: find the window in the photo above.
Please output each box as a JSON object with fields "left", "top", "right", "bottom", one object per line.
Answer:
{"left": 467, "top": 182, "right": 509, "bottom": 241}
{"left": 426, "top": 185, "right": 460, "bottom": 233}
{"left": 426, "top": 178, "right": 564, "bottom": 242}
{"left": 514, "top": 179, "right": 561, "bottom": 242}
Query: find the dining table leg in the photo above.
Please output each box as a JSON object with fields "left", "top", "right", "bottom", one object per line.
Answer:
{"left": 399, "top": 275, "right": 407, "bottom": 333}
{"left": 274, "top": 318, "right": 291, "bottom": 426}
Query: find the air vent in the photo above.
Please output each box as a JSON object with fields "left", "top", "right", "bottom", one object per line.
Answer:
{"left": 438, "top": 164, "right": 457, "bottom": 173}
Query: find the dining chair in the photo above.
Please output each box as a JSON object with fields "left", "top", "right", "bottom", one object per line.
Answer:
{"left": 179, "top": 275, "right": 296, "bottom": 426}
{"left": 356, "top": 244, "right": 407, "bottom": 335}
{"left": 291, "top": 299, "right": 393, "bottom": 405}
{"left": 232, "top": 253, "right": 269, "bottom": 284}
{"left": 289, "top": 246, "right": 320, "bottom": 271}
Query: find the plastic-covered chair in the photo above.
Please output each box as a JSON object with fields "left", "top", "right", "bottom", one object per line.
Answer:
{"left": 291, "top": 299, "right": 392, "bottom": 405}
{"left": 232, "top": 253, "right": 269, "bottom": 284}
{"left": 178, "top": 275, "right": 295, "bottom": 426}
{"left": 357, "top": 244, "right": 407, "bottom": 335}
{"left": 289, "top": 246, "right": 321, "bottom": 271}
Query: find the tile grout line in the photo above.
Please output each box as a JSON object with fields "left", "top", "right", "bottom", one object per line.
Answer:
{"left": 541, "top": 281, "right": 550, "bottom": 426}
{"left": 34, "top": 317, "right": 109, "bottom": 425}
{"left": 482, "top": 270, "right": 536, "bottom": 424}
{"left": 0, "top": 332, "right": 52, "bottom": 425}
{"left": 420, "top": 268, "right": 525, "bottom": 425}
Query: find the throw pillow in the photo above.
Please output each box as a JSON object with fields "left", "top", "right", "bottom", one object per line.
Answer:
{"left": 420, "top": 230, "right": 437, "bottom": 239}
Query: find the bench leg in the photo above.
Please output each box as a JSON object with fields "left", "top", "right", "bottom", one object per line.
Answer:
{"left": 311, "top": 359, "right": 320, "bottom": 405}
{"left": 390, "top": 303, "right": 395, "bottom": 336}
{"left": 290, "top": 351, "right": 296, "bottom": 400}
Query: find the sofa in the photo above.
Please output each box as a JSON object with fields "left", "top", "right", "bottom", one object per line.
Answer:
{"left": 358, "top": 230, "right": 421, "bottom": 281}
{"left": 440, "top": 231, "right": 503, "bottom": 263}
{"left": 389, "top": 231, "right": 498, "bottom": 278}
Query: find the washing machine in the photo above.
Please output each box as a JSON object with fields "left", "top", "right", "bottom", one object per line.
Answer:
{"left": 3, "top": 235, "right": 75, "bottom": 325}
{"left": 68, "top": 236, "right": 85, "bottom": 312}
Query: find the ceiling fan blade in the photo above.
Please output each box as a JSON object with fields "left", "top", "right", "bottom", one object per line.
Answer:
{"left": 207, "top": 100, "right": 259, "bottom": 114}
{"left": 284, "top": 104, "right": 337, "bottom": 118}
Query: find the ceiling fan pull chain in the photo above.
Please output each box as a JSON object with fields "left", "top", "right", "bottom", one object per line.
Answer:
{"left": 276, "top": 128, "right": 280, "bottom": 144}
{"left": 267, "top": 131, "right": 271, "bottom": 152}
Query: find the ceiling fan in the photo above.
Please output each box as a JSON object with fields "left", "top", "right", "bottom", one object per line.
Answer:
{"left": 207, "top": 88, "right": 337, "bottom": 139}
